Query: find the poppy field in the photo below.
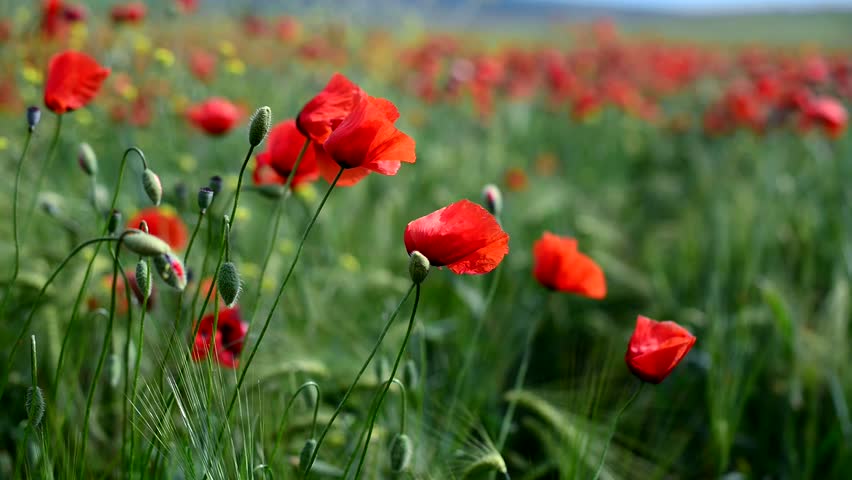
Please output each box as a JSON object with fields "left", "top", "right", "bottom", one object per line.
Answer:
{"left": 1, "top": 1, "right": 852, "bottom": 479}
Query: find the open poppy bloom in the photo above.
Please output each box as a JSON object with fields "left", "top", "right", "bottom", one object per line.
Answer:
{"left": 803, "top": 96, "right": 847, "bottom": 138}
{"left": 404, "top": 199, "right": 509, "bottom": 275}
{"left": 191, "top": 307, "right": 247, "bottom": 369}
{"left": 43, "top": 51, "right": 110, "bottom": 114}
{"left": 254, "top": 119, "right": 319, "bottom": 189}
{"left": 533, "top": 232, "right": 606, "bottom": 299}
{"left": 297, "top": 73, "right": 362, "bottom": 144}
{"left": 110, "top": 2, "right": 146, "bottom": 24}
{"left": 187, "top": 97, "right": 241, "bottom": 136}
{"left": 625, "top": 315, "right": 696, "bottom": 384}
{"left": 127, "top": 207, "right": 189, "bottom": 252}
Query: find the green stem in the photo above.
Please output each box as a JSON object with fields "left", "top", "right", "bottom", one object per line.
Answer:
{"left": 184, "top": 211, "right": 205, "bottom": 266}
{"left": 227, "top": 144, "right": 256, "bottom": 231}
{"left": 79, "top": 233, "right": 130, "bottom": 475}
{"left": 21, "top": 114, "right": 62, "bottom": 241}
{"left": 304, "top": 282, "right": 417, "bottom": 477}
{"left": 352, "top": 285, "right": 421, "bottom": 479}
{"left": 0, "top": 129, "right": 33, "bottom": 315}
{"left": 208, "top": 167, "right": 343, "bottom": 466}
{"left": 496, "top": 313, "right": 543, "bottom": 450}
{"left": 127, "top": 257, "right": 151, "bottom": 474}
{"left": 0, "top": 237, "right": 117, "bottom": 401}
{"left": 52, "top": 147, "right": 147, "bottom": 398}
{"left": 591, "top": 381, "right": 644, "bottom": 480}
{"left": 270, "top": 381, "right": 321, "bottom": 461}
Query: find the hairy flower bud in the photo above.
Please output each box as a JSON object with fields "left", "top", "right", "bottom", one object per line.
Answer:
{"left": 154, "top": 253, "right": 187, "bottom": 291}
{"left": 26, "top": 386, "right": 45, "bottom": 428}
{"left": 142, "top": 169, "right": 163, "bottom": 206}
{"left": 209, "top": 175, "right": 223, "bottom": 195}
{"left": 197, "top": 187, "right": 214, "bottom": 212}
{"left": 136, "top": 259, "right": 151, "bottom": 299}
{"left": 249, "top": 105, "right": 272, "bottom": 147}
{"left": 217, "top": 261, "right": 241, "bottom": 307}
{"left": 481, "top": 184, "right": 503, "bottom": 217}
{"left": 78, "top": 142, "right": 98, "bottom": 176}
{"left": 123, "top": 230, "right": 171, "bottom": 257}
{"left": 27, "top": 106, "right": 41, "bottom": 132}
{"left": 299, "top": 438, "right": 317, "bottom": 473}
{"left": 108, "top": 210, "right": 122, "bottom": 235}
{"left": 408, "top": 251, "right": 430, "bottom": 285}
{"left": 389, "top": 433, "right": 413, "bottom": 473}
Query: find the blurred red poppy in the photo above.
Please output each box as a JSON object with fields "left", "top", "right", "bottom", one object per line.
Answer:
{"left": 320, "top": 93, "right": 416, "bottom": 184}
{"left": 625, "top": 315, "right": 696, "bottom": 384}
{"left": 187, "top": 97, "right": 241, "bottom": 136}
{"left": 404, "top": 199, "right": 509, "bottom": 275}
{"left": 803, "top": 96, "right": 847, "bottom": 138}
{"left": 297, "top": 73, "right": 362, "bottom": 144}
{"left": 41, "top": 0, "right": 66, "bottom": 38}
{"left": 192, "top": 307, "right": 247, "bottom": 369}
{"left": 175, "top": 0, "right": 198, "bottom": 14}
{"left": 254, "top": 119, "right": 319, "bottom": 189}
{"left": 43, "top": 51, "right": 110, "bottom": 114}
{"left": 533, "top": 232, "right": 606, "bottom": 299}
{"left": 111, "top": 2, "right": 146, "bottom": 24}
{"left": 189, "top": 50, "right": 216, "bottom": 83}
{"left": 127, "top": 207, "right": 189, "bottom": 251}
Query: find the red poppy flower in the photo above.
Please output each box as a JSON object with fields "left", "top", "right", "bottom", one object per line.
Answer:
{"left": 319, "top": 93, "right": 416, "bottom": 185}
{"left": 404, "top": 199, "right": 509, "bottom": 275}
{"left": 187, "top": 97, "right": 241, "bottom": 136}
{"left": 110, "top": 2, "right": 146, "bottom": 24}
{"left": 504, "top": 167, "right": 528, "bottom": 192}
{"left": 804, "top": 96, "right": 847, "bottom": 138}
{"left": 62, "top": 4, "right": 87, "bottom": 22}
{"left": 296, "top": 73, "right": 362, "bottom": 144}
{"left": 41, "top": 0, "right": 66, "bottom": 38}
{"left": 532, "top": 232, "right": 606, "bottom": 299}
{"left": 189, "top": 50, "right": 216, "bottom": 83}
{"left": 175, "top": 0, "right": 198, "bottom": 14}
{"left": 43, "top": 51, "right": 110, "bottom": 114}
{"left": 625, "top": 315, "right": 696, "bottom": 384}
{"left": 192, "top": 307, "right": 247, "bottom": 369}
{"left": 92, "top": 271, "right": 156, "bottom": 315}
{"left": 254, "top": 119, "right": 319, "bottom": 189}
{"left": 126, "top": 207, "right": 189, "bottom": 251}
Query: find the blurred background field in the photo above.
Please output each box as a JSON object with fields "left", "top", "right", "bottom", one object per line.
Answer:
{"left": 0, "top": 0, "right": 851, "bottom": 479}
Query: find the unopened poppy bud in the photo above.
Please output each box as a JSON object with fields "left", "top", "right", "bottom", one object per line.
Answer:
{"left": 138, "top": 219, "right": 149, "bottom": 234}
{"left": 136, "top": 259, "right": 151, "bottom": 299}
{"left": 481, "top": 184, "right": 503, "bottom": 217}
{"left": 408, "top": 251, "right": 430, "bottom": 285}
{"left": 249, "top": 106, "right": 272, "bottom": 147}
{"left": 78, "top": 142, "right": 98, "bottom": 176}
{"left": 38, "top": 192, "right": 61, "bottom": 217}
{"left": 142, "top": 169, "right": 163, "bottom": 206}
{"left": 27, "top": 106, "right": 41, "bottom": 132}
{"left": 108, "top": 210, "right": 122, "bottom": 235}
{"left": 217, "top": 261, "right": 241, "bottom": 307}
{"left": 389, "top": 433, "right": 413, "bottom": 473}
{"left": 209, "top": 175, "right": 223, "bottom": 195}
{"left": 25, "top": 386, "right": 45, "bottom": 428}
{"left": 154, "top": 253, "right": 187, "bottom": 291}
{"left": 198, "top": 187, "right": 214, "bottom": 212}
{"left": 299, "top": 438, "right": 317, "bottom": 473}
{"left": 123, "top": 230, "right": 171, "bottom": 257}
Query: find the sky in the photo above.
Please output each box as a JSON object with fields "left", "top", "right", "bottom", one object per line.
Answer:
{"left": 530, "top": 0, "right": 852, "bottom": 12}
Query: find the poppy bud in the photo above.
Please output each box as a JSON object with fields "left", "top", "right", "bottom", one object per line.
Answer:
{"left": 78, "top": 142, "right": 98, "bottom": 176}
{"left": 217, "top": 261, "right": 241, "bottom": 307}
{"left": 249, "top": 105, "right": 272, "bottom": 147}
{"left": 38, "top": 192, "right": 62, "bottom": 217}
{"left": 299, "top": 438, "right": 317, "bottom": 473}
{"left": 198, "top": 187, "right": 214, "bottom": 212}
{"left": 108, "top": 210, "right": 122, "bottom": 235}
{"left": 389, "top": 433, "right": 413, "bottom": 473}
{"left": 154, "top": 252, "right": 187, "bottom": 291}
{"left": 408, "top": 251, "right": 430, "bottom": 285}
{"left": 481, "top": 184, "right": 502, "bottom": 217}
{"left": 138, "top": 219, "right": 149, "bottom": 234}
{"left": 209, "top": 175, "right": 223, "bottom": 195}
{"left": 27, "top": 106, "right": 41, "bottom": 132}
{"left": 136, "top": 259, "right": 151, "bottom": 299}
{"left": 123, "top": 230, "right": 171, "bottom": 257}
{"left": 142, "top": 168, "right": 163, "bottom": 206}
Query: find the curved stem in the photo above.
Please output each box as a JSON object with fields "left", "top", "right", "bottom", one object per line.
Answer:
{"left": 80, "top": 232, "right": 131, "bottom": 473}
{"left": 591, "top": 381, "right": 644, "bottom": 480}
{"left": 0, "top": 130, "right": 33, "bottom": 316}
{"left": 53, "top": 146, "right": 146, "bottom": 397}
{"left": 227, "top": 144, "right": 255, "bottom": 231}
{"left": 0, "top": 237, "right": 117, "bottom": 401}
{"left": 353, "top": 285, "right": 421, "bottom": 479}
{"left": 304, "top": 283, "right": 416, "bottom": 477}
{"left": 341, "top": 378, "right": 407, "bottom": 478}
{"left": 214, "top": 167, "right": 343, "bottom": 451}
{"left": 270, "top": 381, "right": 321, "bottom": 461}
{"left": 183, "top": 211, "right": 205, "bottom": 266}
